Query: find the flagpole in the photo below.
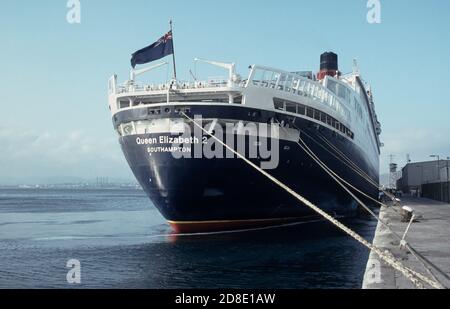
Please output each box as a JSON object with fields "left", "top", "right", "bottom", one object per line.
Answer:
{"left": 170, "top": 19, "right": 177, "bottom": 80}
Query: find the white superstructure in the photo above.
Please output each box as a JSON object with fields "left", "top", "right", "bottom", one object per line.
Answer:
{"left": 108, "top": 58, "right": 382, "bottom": 172}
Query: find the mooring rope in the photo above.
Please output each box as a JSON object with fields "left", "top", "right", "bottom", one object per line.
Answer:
{"left": 278, "top": 120, "right": 400, "bottom": 232}
{"left": 293, "top": 128, "right": 445, "bottom": 288}
{"left": 315, "top": 130, "right": 400, "bottom": 207}
{"left": 280, "top": 121, "right": 396, "bottom": 206}
{"left": 315, "top": 130, "right": 398, "bottom": 202}
{"left": 181, "top": 112, "right": 443, "bottom": 289}
{"left": 285, "top": 121, "right": 449, "bottom": 287}
{"left": 298, "top": 126, "right": 391, "bottom": 202}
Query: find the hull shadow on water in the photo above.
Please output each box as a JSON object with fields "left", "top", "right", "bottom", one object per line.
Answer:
{"left": 74, "top": 217, "right": 376, "bottom": 289}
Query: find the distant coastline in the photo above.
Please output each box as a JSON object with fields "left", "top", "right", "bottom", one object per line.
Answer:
{"left": 0, "top": 182, "right": 142, "bottom": 190}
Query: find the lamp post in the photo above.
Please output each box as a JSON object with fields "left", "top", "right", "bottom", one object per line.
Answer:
{"left": 447, "top": 157, "right": 450, "bottom": 202}
{"left": 447, "top": 157, "right": 450, "bottom": 181}
{"left": 430, "top": 155, "right": 442, "bottom": 201}
{"left": 416, "top": 165, "right": 423, "bottom": 197}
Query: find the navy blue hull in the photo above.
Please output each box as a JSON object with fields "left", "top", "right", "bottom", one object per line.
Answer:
{"left": 115, "top": 105, "right": 379, "bottom": 232}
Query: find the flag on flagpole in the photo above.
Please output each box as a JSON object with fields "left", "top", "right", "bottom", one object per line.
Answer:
{"left": 131, "top": 31, "right": 174, "bottom": 68}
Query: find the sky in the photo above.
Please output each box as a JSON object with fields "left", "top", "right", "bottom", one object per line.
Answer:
{"left": 0, "top": 0, "right": 449, "bottom": 184}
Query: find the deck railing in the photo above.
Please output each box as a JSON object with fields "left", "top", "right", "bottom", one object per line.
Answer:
{"left": 114, "top": 77, "right": 246, "bottom": 95}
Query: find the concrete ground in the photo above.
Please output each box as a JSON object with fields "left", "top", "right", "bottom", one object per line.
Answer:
{"left": 362, "top": 196, "right": 450, "bottom": 289}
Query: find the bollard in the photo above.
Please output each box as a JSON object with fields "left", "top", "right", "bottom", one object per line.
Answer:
{"left": 400, "top": 206, "right": 414, "bottom": 223}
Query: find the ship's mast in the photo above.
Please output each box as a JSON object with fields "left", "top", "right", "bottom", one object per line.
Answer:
{"left": 170, "top": 19, "right": 177, "bottom": 80}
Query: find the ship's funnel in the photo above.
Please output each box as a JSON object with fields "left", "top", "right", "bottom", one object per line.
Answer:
{"left": 317, "top": 51, "right": 339, "bottom": 80}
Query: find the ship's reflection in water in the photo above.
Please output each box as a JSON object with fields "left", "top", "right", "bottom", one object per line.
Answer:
{"left": 0, "top": 188, "right": 376, "bottom": 289}
{"left": 138, "top": 218, "right": 376, "bottom": 289}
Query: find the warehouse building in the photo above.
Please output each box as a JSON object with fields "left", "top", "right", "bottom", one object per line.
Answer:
{"left": 397, "top": 159, "right": 450, "bottom": 202}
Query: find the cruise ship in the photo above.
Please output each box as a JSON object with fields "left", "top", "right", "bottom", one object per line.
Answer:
{"left": 107, "top": 52, "right": 382, "bottom": 233}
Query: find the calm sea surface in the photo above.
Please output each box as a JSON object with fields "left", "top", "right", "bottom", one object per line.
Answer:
{"left": 0, "top": 188, "right": 376, "bottom": 289}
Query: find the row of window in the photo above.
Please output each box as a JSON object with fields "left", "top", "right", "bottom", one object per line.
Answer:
{"left": 251, "top": 68, "right": 351, "bottom": 123}
{"left": 327, "top": 79, "right": 368, "bottom": 123}
{"left": 117, "top": 96, "right": 242, "bottom": 110}
{"left": 273, "top": 98, "right": 354, "bottom": 139}
{"left": 147, "top": 106, "right": 191, "bottom": 116}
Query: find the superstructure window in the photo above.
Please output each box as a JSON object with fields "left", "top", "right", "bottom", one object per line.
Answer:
{"left": 346, "top": 128, "right": 353, "bottom": 138}
{"left": 274, "top": 99, "right": 284, "bottom": 111}
{"left": 297, "top": 104, "right": 305, "bottom": 115}
{"left": 313, "top": 110, "right": 321, "bottom": 121}
{"left": 285, "top": 75, "right": 294, "bottom": 92}
{"left": 252, "top": 69, "right": 267, "bottom": 86}
{"left": 251, "top": 69, "right": 352, "bottom": 125}
{"left": 148, "top": 107, "right": 161, "bottom": 115}
{"left": 337, "top": 84, "right": 348, "bottom": 101}
{"left": 269, "top": 72, "right": 280, "bottom": 89}
{"left": 327, "top": 79, "right": 338, "bottom": 95}
{"left": 272, "top": 98, "right": 354, "bottom": 139}
{"left": 286, "top": 102, "right": 297, "bottom": 113}
{"left": 335, "top": 121, "right": 341, "bottom": 131}
{"left": 278, "top": 73, "right": 287, "bottom": 91}
{"left": 119, "top": 100, "right": 130, "bottom": 109}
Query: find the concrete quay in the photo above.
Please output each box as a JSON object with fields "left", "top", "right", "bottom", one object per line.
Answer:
{"left": 363, "top": 196, "right": 450, "bottom": 289}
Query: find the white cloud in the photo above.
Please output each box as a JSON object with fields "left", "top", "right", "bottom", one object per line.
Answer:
{"left": 0, "top": 125, "right": 132, "bottom": 183}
